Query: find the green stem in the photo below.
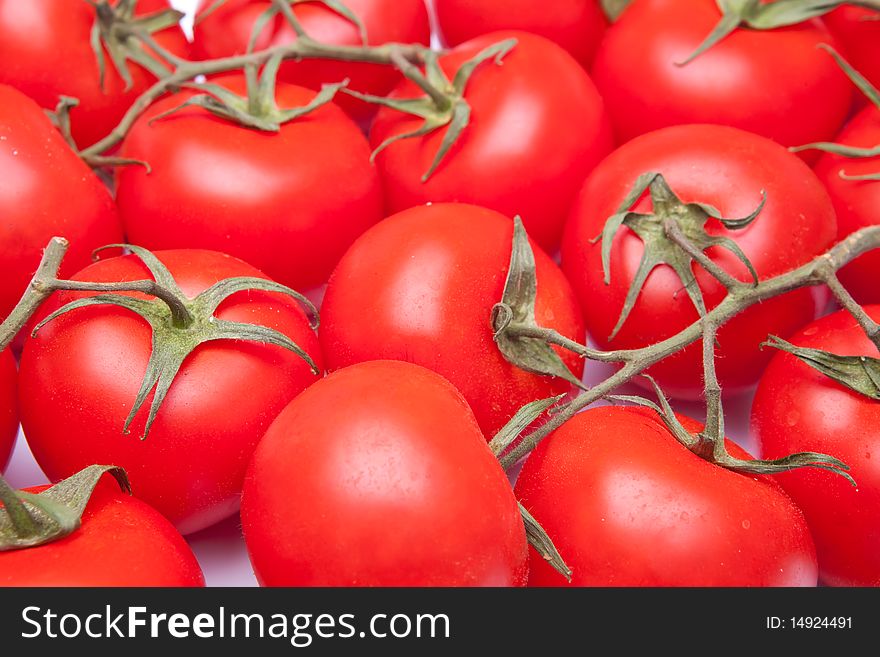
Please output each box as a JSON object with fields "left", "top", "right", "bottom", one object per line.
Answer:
{"left": 51, "top": 279, "right": 194, "bottom": 328}
{"left": 821, "top": 268, "right": 880, "bottom": 352}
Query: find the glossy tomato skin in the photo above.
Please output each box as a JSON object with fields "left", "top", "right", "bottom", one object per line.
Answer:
{"left": 0, "top": 349, "right": 17, "bottom": 473}
{"left": 813, "top": 105, "right": 880, "bottom": 304}
{"left": 824, "top": 7, "right": 880, "bottom": 97}
{"left": 591, "top": 0, "right": 852, "bottom": 148}
{"left": 242, "top": 360, "right": 528, "bottom": 587}
{"left": 516, "top": 406, "right": 818, "bottom": 586}
{"left": 0, "top": 0, "right": 189, "bottom": 149}
{"left": 0, "top": 480, "right": 204, "bottom": 587}
{"left": 320, "top": 203, "right": 585, "bottom": 439}
{"left": 115, "top": 75, "right": 384, "bottom": 292}
{"left": 435, "top": 0, "right": 607, "bottom": 68}
{"left": 18, "top": 249, "right": 323, "bottom": 535}
{"left": 561, "top": 124, "right": 837, "bottom": 399}
{"left": 0, "top": 84, "right": 123, "bottom": 323}
{"left": 370, "top": 30, "right": 614, "bottom": 251}
{"left": 751, "top": 307, "right": 880, "bottom": 587}
{"left": 192, "top": 0, "right": 430, "bottom": 126}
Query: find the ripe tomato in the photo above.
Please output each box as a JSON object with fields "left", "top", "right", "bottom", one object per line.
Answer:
{"left": 0, "top": 0, "right": 189, "bottom": 149}
{"left": 751, "top": 307, "right": 880, "bottom": 587}
{"left": 515, "top": 406, "right": 818, "bottom": 586}
{"left": 813, "top": 104, "right": 880, "bottom": 304}
{"left": 591, "top": 0, "right": 852, "bottom": 149}
{"left": 242, "top": 360, "right": 528, "bottom": 586}
{"left": 0, "top": 479, "right": 204, "bottom": 586}
{"left": 824, "top": 7, "right": 880, "bottom": 97}
{"left": 0, "top": 84, "right": 122, "bottom": 323}
{"left": 18, "top": 249, "right": 323, "bottom": 535}
{"left": 0, "top": 349, "right": 17, "bottom": 473}
{"left": 561, "top": 124, "right": 836, "bottom": 399}
{"left": 115, "top": 75, "right": 384, "bottom": 292}
{"left": 320, "top": 203, "right": 585, "bottom": 439}
{"left": 369, "top": 30, "right": 613, "bottom": 251}
{"left": 435, "top": 0, "right": 607, "bottom": 68}
{"left": 191, "top": 0, "right": 430, "bottom": 126}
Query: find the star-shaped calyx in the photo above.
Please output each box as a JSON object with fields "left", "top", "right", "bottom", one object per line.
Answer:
{"left": 31, "top": 245, "right": 319, "bottom": 440}
{"left": 597, "top": 172, "right": 766, "bottom": 340}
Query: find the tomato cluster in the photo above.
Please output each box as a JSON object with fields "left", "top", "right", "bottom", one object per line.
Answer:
{"left": 1, "top": 0, "right": 879, "bottom": 588}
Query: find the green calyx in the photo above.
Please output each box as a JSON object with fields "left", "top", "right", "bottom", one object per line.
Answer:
{"left": 791, "top": 44, "right": 880, "bottom": 181}
{"left": 31, "top": 245, "right": 320, "bottom": 440}
{"left": 346, "top": 38, "right": 518, "bottom": 182}
{"left": 0, "top": 466, "right": 130, "bottom": 551}
{"left": 765, "top": 334, "right": 880, "bottom": 400}
{"left": 89, "top": 0, "right": 185, "bottom": 90}
{"left": 600, "top": 0, "right": 634, "bottom": 21}
{"left": 491, "top": 218, "right": 585, "bottom": 389}
{"left": 680, "top": 0, "right": 880, "bottom": 66}
{"left": 150, "top": 54, "right": 347, "bottom": 132}
{"left": 488, "top": 399, "right": 572, "bottom": 581}
{"left": 597, "top": 172, "right": 764, "bottom": 341}
{"left": 609, "top": 376, "right": 856, "bottom": 484}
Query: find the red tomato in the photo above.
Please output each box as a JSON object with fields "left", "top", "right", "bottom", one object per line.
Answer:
{"left": 18, "top": 249, "right": 323, "bottom": 535}
{"left": 435, "top": 0, "right": 607, "bottom": 68}
{"left": 0, "top": 0, "right": 189, "bottom": 149}
{"left": 813, "top": 105, "right": 880, "bottom": 304}
{"left": 242, "top": 360, "right": 528, "bottom": 586}
{"left": 370, "top": 30, "right": 613, "bottom": 251}
{"left": 191, "top": 0, "right": 430, "bottom": 126}
{"left": 115, "top": 75, "right": 384, "bottom": 292}
{"left": 0, "top": 84, "right": 122, "bottom": 323}
{"left": 751, "top": 307, "right": 880, "bottom": 587}
{"left": 824, "top": 7, "right": 880, "bottom": 98}
{"left": 0, "top": 479, "right": 204, "bottom": 586}
{"left": 591, "top": 0, "right": 852, "bottom": 149}
{"left": 0, "top": 349, "right": 17, "bottom": 473}
{"left": 515, "top": 406, "right": 818, "bottom": 586}
{"left": 561, "top": 124, "right": 836, "bottom": 399}
{"left": 320, "top": 203, "right": 585, "bottom": 439}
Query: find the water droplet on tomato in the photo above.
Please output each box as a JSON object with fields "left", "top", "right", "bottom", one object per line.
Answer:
{"left": 742, "top": 519, "right": 751, "bottom": 530}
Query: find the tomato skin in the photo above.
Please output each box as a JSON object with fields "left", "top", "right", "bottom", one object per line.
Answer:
{"left": 435, "top": 0, "right": 607, "bottom": 68}
{"left": 751, "top": 307, "right": 880, "bottom": 587}
{"left": 0, "top": 84, "right": 123, "bottom": 323}
{"left": 0, "top": 349, "right": 17, "bottom": 473}
{"left": 0, "top": 480, "right": 204, "bottom": 587}
{"left": 0, "top": 0, "right": 189, "bottom": 149}
{"left": 192, "top": 0, "right": 430, "bottom": 126}
{"left": 115, "top": 75, "right": 384, "bottom": 292}
{"left": 813, "top": 105, "right": 880, "bottom": 304}
{"left": 370, "top": 30, "right": 614, "bottom": 251}
{"left": 242, "top": 360, "right": 528, "bottom": 587}
{"left": 591, "top": 0, "right": 852, "bottom": 149}
{"left": 516, "top": 406, "right": 818, "bottom": 586}
{"left": 18, "top": 249, "right": 323, "bottom": 535}
{"left": 561, "top": 124, "right": 837, "bottom": 399}
{"left": 319, "top": 203, "right": 585, "bottom": 439}
{"left": 823, "top": 7, "right": 880, "bottom": 97}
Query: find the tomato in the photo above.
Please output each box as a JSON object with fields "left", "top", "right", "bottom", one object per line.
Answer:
{"left": 0, "top": 84, "right": 123, "bottom": 323}
{"left": 824, "top": 7, "right": 880, "bottom": 98}
{"left": 320, "top": 203, "right": 585, "bottom": 439}
{"left": 515, "top": 406, "right": 818, "bottom": 586}
{"left": 591, "top": 0, "right": 852, "bottom": 149}
{"left": 751, "top": 307, "right": 880, "bottom": 587}
{"left": 242, "top": 359, "right": 528, "bottom": 586}
{"left": 435, "top": 0, "right": 607, "bottom": 68}
{"left": 18, "top": 248, "right": 323, "bottom": 535}
{"left": 813, "top": 104, "right": 880, "bottom": 304}
{"left": 0, "top": 479, "right": 204, "bottom": 586}
{"left": 191, "top": 0, "right": 430, "bottom": 126}
{"left": 0, "top": 349, "right": 17, "bottom": 473}
{"left": 369, "top": 30, "right": 613, "bottom": 251}
{"left": 561, "top": 124, "right": 836, "bottom": 399}
{"left": 0, "top": 0, "right": 189, "bottom": 149}
{"left": 115, "top": 75, "right": 384, "bottom": 292}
